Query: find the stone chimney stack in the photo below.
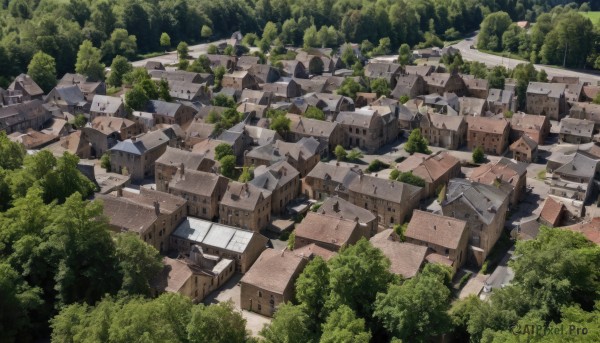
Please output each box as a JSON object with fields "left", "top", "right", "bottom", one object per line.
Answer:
{"left": 180, "top": 162, "right": 185, "bottom": 177}
{"left": 154, "top": 201, "right": 160, "bottom": 215}
{"left": 116, "top": 187, "right": 123, "bottom": 197}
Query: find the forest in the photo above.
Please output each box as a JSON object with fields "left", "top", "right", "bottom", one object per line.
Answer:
{"left": 1, "top": 0, "right": 599, "bottom": 87}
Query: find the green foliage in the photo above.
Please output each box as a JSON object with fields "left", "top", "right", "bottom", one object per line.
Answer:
{"left": 215, "top": 143, "right": 234, "bottom": 161}
{"left": 503, "top": 110, "right": 514, "bottom": 118}
{"left": 103, "top": 29, "right": 138, "bottom": 61}
{"left": 177, "top": 41, "right": 189, "bottom": 60}
{"left": 472, "top": 146, "right": 485, "bottom": 163}
{"left": 392, "top": 223, "right": 407, "bottom": 242}
{"left": 107, "top": 55, "right": 132, "bottom": 87}
{"left": 261, "top": 303, "right": 314, "bottom": 343}
{"left": 347, "top": 149, "right": 363, "bottom": 162}
{"left": 404, "top": 129, "right": 431, "bottom": 155}
{"left": 478, "top": 12, "right": 513, "bottom": 51}
{"left": 395, "top": 171, "right": 426, "bottom": 187}
{"left": 437, "top": 184, "right": 446, "bottom": 203}
{"left": 219, "top": 155, "right": 237, "bottom": 179}
{"left": 211, "top": 94, "right": 236, "bottom": 108}
{"left": 100, "top": 153, "right": 111, "bottom": 171}
{"left": 269, "top": 111, "right": 291, "bottom": 136}
{"left": 207, "top": 44, "right": 218, "bottom": 54}
{"left": 243, "top": 33, "right": 259, "bottom": 47}
{"left": 460, "top": 272, "right": 473, "bottom": 288}
{"left": 287, "top": 231, "right": 296, "bottom": 250}
{"left": 125, "top": 85, "right": 149, "bottom": 111}
{"left": 337, "top": 78, "right": 363, "bottom": 99}
{"left": 320, "top": 305, "right": 371, "bottom": 343}
{"left": 594, "top": 93, "right": 600, "bottom": 105}
{"left": 159, "top": 32, "right": 171, "bottom": 49}
{"left": 114, "top": 233, "right": 163, "bottom": 296}
{"left": 389, "top": 169, "right": 400, "bottom": 180}
{"left": 238, "top": 166, "right": 254, "bottom": 182}
{"left": 487, "top": 65, "right": 506, "bottom": 89}
{"left": 122, "top": 68, "right": 150, "bottom": 87}
{"left": 371, "top": 37, "right": 391, "bottom": 57}
{"left": 304, "top": 106, "right": 326, "bottom": 120}
{"left": 213, "top": 66, "right": 227, "bottom": 91}
{"left": 158, "top": 79, "right": 171, "bottom": 102}
{"left": 370, "top": 78, "right": 390, "bottom": 98}
{"left": 200, "top": 25, "right": 213, "bottom": 39}
{"left": 398, "top": 95, "right": 409, "bottom": 104}
{"left": 366, "top": 159, "right": 389, "bottom": 173}
{"left": 206, "top": 108, "right": 242, "bottom": 135}
{"left": 189, "top": 55, "right": 213, "bottom": 74}
{"left": 27, "top": 52, "right": 56, "bottom": 93}
{"left": 296, "top": 257, "right": 331, "bottom": 330}
{"left": 341, "top": 45, "right": 357, "bottom": 67}
{"left": 71, "top": 114, "right": 88, "bottom": 129}
{"left": 334, "top": 145, "right": 347, "bottom": 161}
{"left": 75, "top": 40, "right": 105, "bottom": 81}
{"left": 187, "top": 301, "right": 248, "bottom": 343}
{"left": 397, "top": 44, "right": 412, "bottom": 66}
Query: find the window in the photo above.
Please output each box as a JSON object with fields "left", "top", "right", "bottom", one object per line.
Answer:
{"left": 258, "top": 291, "right": 262, "bottom": 298}
{"left": 258, "top": 304, "right": 262, "bottom": 311}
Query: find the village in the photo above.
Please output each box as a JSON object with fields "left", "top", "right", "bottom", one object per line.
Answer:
{"left": 2, "top": 31, "right": 600, "bottom": 336}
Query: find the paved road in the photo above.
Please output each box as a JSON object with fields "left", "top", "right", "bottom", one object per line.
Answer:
{"left": 131, "top": 40, "right": 228, "bottom": 68}
{"left": 450, "top": 35, "right": 600, "bottom": 85}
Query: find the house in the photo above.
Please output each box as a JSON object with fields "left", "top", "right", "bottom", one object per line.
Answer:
{"left": 405, "top": 210, "right": 469, "bottom": 272}
{"left": 316, "top": 195, "right": 377, "bottom": 236}
{"left": 244, "top": 137, "right": 321, "bottom": 177}
{"left": 154, "top": 253, "right": 234, "bottom": 303}
{"left": 526, "top": 82, "right": 567, "bottom": 120}
{"left": 509, "top": 112, "right": 550, "bottom": 144}
{"left": 559, "top": 118, "right": 595, "bottom": 144}
{"left": 8, "top": 74, "right": 44, "bottom": 100}
{"left": 466, "top": 116, "right": 510, "bottom": 155}
{"left": 90, "top": 95, "right": 126, "bottom": 120}
{"left": 364, "top": 62, "right": 402, "bottom": 88}
{"left": 8, "top": 129, "right": 58, "bottom": 149}
{"left": 458, "top": 97, "right": 487, "bottom": 116}
{"left": 294, "top": 212, "right": 365, "bottom": 252}
{"left": 463, "top": 77, "right": 489, "bottom": 99}
{"left": 335, "top": 107, "right": 399, "bottom": 153}
{"left": 280, "top": 60, "right": 308, "bottom": 78}
{"left": 468, "top": 157, "right": 528, "bottom": 207}
{"left": 293, "top": 78, "right": 327, "bottom": 94}
{"left": 487, "top": 88, "right": 516, "bottom": 115}
{"left": 109, "top": 127, "right": 179, "bottom": 181}
{"left": 396, "top": 104, "right": 421, "bottom": 132}
{"left": 391, "top": 74, "right": 427, "bottom": 99}
{"left": 146, "top": 100, "right": 196, "bottom": 126}
{"left": 539, "top": 197, "right": 566, "bottom": 227}
{"left": 419, "top": 93, "right": 459, "bottom": 112}
{"left": 405, "top": 65, "right": 435, "bottom": 77}
{"left": 369, "top": 230, "right": 428, "bottom": 278}
{"left": 286, "top": 113, "right": 343, "bottom": 155}
{"left": 44, "top": 85, "right": 89, "bottom": 114}
{"left": 144, "top": 61, "right": 165, "bottom": 71}
{"left": 58, "top": 73, "right": 106, "bottom": 101}
{"left": 312, "top": 93, "right": 355, "bottom": 116}
{"left": 549, "top": 153, "right": 598, "bottom": 203}
{"left": 205, "top": 54, "right": 237, "bottom": 71}
{"left": 293, "top": 243, "right": 337, "bottom": 261}
{"left": 82, "top": 116, "right": 142, "bottom": 157}
{"left": 303, "top": 162, "right": 362, "bottom": 200}
{"left": 220, "top": 182, "right": 272, "bottom": 232}
{"left": 236, "top": 56, "right": 260, "bottom": 70}
{"left": 240, "top": 249, "right": 308, "bottom": 317}
{"left": 247, "top": 64, "right": 280, "bottom": 83}
{"left": 41, "top": 118, "right": 69, "bottom": 137}
{"left": 560, "top": 218, "right": 600, "bottom": 245}
{"left": 155, "top": 146, "right": 217, "bottom": 191}
{"left": 423, "top": 73, "right": 466, "bottom": 96}
{"left": 441, "top": 179, "right": 510, "bottom": 266}
{"left": 419, "top": 112, "right": 467, "bottom": 150}
{"left": 240, "top": 89, "right": 273, "bottom": 106}
{"left": 244, "top": 126, "right": 280, "bottom": 146}
{"left": 250, "top": 161, "right": 300, "bottom": 215}
{"left": 395, "top": 151, "right": 461, "bottom": 197}
{"left": 0, "top": 100, "right": 51, "bottom": 134}
{"left": 97, "top": 187, "right": 187, "bottom": 252}
{"left": 348, "top": 174, "right": 422, "bottom": 228}
{"left": 354, "top": 92, "right": 378, "bottom": 108}
{"left": 569, "top": 102, "right": 600, "bottom": 131}
{"left": 45, "top": 131, "right": 92, "bottom": 159}
{"left": 168, "top": 81, "right": 208, "bottom": 102}
{"left": 262, "top": 79, "right": 301, "bottom": 100}
{"left": 295, "top": 52, "right": 326, "bottom": 75}
{"left": 170, "top": 216, "right": 268, "bottom": 273}
{"left": 149, "top": 70, "right": 204, "bottom": 84}
{"left": 221, "top": 71, "right": 257, "bottom": 91}
{"left": 510, "top": 134, "right": 538, "bottom": 163}
{"left": 166, "top": 168, "right": 228, "bottom": 220}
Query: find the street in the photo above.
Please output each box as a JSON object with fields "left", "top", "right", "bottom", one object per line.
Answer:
{"left": 131, "top": 39, "right": 229, "bottom": 68}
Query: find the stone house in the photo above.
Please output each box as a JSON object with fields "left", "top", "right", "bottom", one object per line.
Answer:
{"left": 316, "top": 195, "right": 377, "bottom": 237}
{"left": 293, "top": 78, "right": 327, "bottom": 94}
{"left": 82, "top": 117, "right": 142, "bottom": 158}
{"left": 220, "top": 182, "right": 272, "bottom": 232}
{"left": 294, "top": 212, "right": 365, "bottom": 252}
{"left": 463, "top": 77, "right": 489, "bottom": 99}
{"left": 170, "top": 216, "right": 268, "bottom": 273}
{"left": 286, "top": 114, "right": 343, "bottom": 155}
{"left": 569, "top": 102, "right": 600, "bottom": 132}
{"left": 45, "top": 131, "right": 92, "bottom": 159}
{"left": 247, "top": 64, "right": 280, "bottom": 84}
{"left": 370, "top": 230, "right": 428, "bottom": 278}
{"left": 348, "top": 174, "right": 422, "bottom": 228}
{"left": 250, "top": 161, "right": 300, "bottom": 215}
{"left": 526, "top": 82, "right": 567, "bottom": 120}
{"left": 244, "top": 137, "right": 321, "bottom": 177}
{"left": 155, "top": 146, "right": 217, "bottom": 191}
{"left": 550, "top": 153, "right": 598, "bottom": 203}
{"left": 168, "top": 81, "right": 208, "bottom": 102}
{"left": 58, "top": 73, "right": 106, "bottom": 101}
{"left": 468, "top": 157, "right": 528, "bottom": 207}
{"left": 395, "top": 151, "right": 461, "bottom": 197}
{"left": 166, "top": 168, "right": 228, "bottom": 221}
{"left": 405, "top": 210, "right": 469, "bottom": 272}
{"left": 558, "top": 118, "right": 595, "bottom": 144}
{"left": 423, "top": 73, "right": 466, "bottom": 96}
{"left": 487, "top": 88, "right": 516, "bottom": 115}
{"left": 8, "top": 74, "right": 44, "bottom": 101}
{"left": 262, "top": 80, "right": 302, "bottom": 100}
{"left": 295, "top": 52, "right": 326, "bottom": 75}
{"left": 509, "top": 112, "right": 550, "bottom": 144}
{"left": 396, "top": 104, "right": 422, "bottom": 132}
{"left": 97, "top": 187, "right": 187, "bottom": 253}
{"left": 240, "top": 249, "right": 308, "bottom": 317}
{"left": 364, "top": 62, "right": 402, "bottom": 88}
{"left": 240, "top": 89, "right": 273, "bottom": 106}
{"left": 466, "top": 116, "right": 510, "bottom": 155}
{"left": 280, "top": 60, "right": 308, "bottom": 78}
{"left": 44, "top": 85, "right": 89, "bottom": 114}
{"left": 458, "top": 97, "right": 487, "bottom": 116}
{"left": 0, "top": 100, "right": 51, "bottom": 134}
{"left": 391, "top": 74, "right": 427, "bottom": 99}
{"left": 144, "top": 61, "right": 165, "bottom": 71}
{"left": 8, "top": 129, "right": 58, "bottom": 149}
{"left": 236, "top": 56, "right": 260, "bottom": 70}
{"left": 90, "top": 95, "right": 126, "bottom": 120}
{"left": 303, "top": 162, "right": 362, "bottom": 200}
{"left": 149, "top": 70, "right": 205, "bottom": 84}
{"left": 419, "top": 112, "right": 467, "bottom": 150}
{"left": 335, "top": 107, "right": 399, "bottom": 153}
{"left": 221, "top": 71, "right": 258, "bottom": 91}
{"left": 405, "top": 65, "right": 435, "bottom": 77}
{"left": 441, "top": 179, "right": 510, "bottom": 266}
{"left": 146, "top": 100, "right": 196, "bottom": 126}
{"left": 510, "top": 134, "right": 538, "bottom": 163}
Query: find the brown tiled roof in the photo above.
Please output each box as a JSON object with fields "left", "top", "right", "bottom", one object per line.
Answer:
{"left": 424, "top": 73, "right": 452, "bottom": 87}
{"left": 423, "top": 112, "right": 465, "bottom": 131}
{"left": 510, "top": 134, "right": 537, "bottom": 151}
{"left": 466, "top": 116, "right": 509, "bottom": 134}
{"left": 9, "top": 74, "right": 44, "bottom": 96}
{"left": 396, "top": 151, "right": 459, "bottom": 183}
{"left": 406, "top": 210, "right": 467, "bottom": 250}
{"left": 469, "top": 158, "right": 526, "bottom": 189}
{"left": 122, "top": 188, "right": 187, "bottom": 215}
{"left": 169, "top": 169, "right": 226, "bottom": 197}
{"left": 348, "top": 174, "right": 422, "bottom": 203}
{"left": 294, "top": 212, "right": 359, "bottom": 249}
{"left": 287, "top": 113, "right": 338, "bottom": 138}
{"left": 539, "top": 197, "right": 565, "bottom": 227}
{"left": 240, "top": 249, "right": 307, "bottom": 294}
{"left": 158, "top": 257, "right": 193, "bottom": 293}
{"left": 510, "top": 112, "right": 547, "bottom": 131}
{"left": 583, "top": 85, "right": 600, "bottom": 100}
{"left": 156, "top": 146, "right": 215, "bottom": 171}
{"left": 370, "top": 229, "right": 427, "bottom": 278}
{"left": 463, "top": 77, "right": 489, "bottom": 91}
{"left": 425, "top": 252, "right": 454, "bottom": 266}
{"left": 90, "top": 117, "right": 136, "bottom": 135}
{"left": 221, "top": 181, "right": 271, "bottom": 211}
{"left": 560, "top": 218, "right": 600, "bottom": 245}
{"left": 8, "top": 129, "right": 57, "bottom": 149}
{"left": 317, "top": 195, "right": 376, "bottom": 224}
{"left": 293, "top": 243, "right": 337, "bottom": 261}
{"left": 96, "top": 194, "right": 159, "bottom": 233}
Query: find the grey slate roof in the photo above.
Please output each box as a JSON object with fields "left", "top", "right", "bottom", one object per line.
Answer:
{"left": 554, "top": 153, "right": 598, "bottom": 179}
{"left": 146, "top": 100, "right": 182, "bottom": 117}
{"left": 443, "top": 179, "right": 509, "bottom": 225}
{"left": 348, "top": 174, "right": 422, "bottom": 203}
{"left": 250, "top": 160, "right": 299, "bottom": 191}
{"left": 91, "top": 95, "right": 123, "bottom": 114}
{"left": 527, "top": 82, "right": 567, "bottom": 98}
{"left": 317, "top": 195, "right": 376, "bottom": 224}
{"left": 559, "top": 118, "right": 595, "bottom": 138}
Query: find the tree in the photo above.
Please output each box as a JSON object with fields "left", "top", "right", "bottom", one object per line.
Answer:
{"left": 238, "top": 167, "right": 253, "bottom": 182}
{"left": 537, "top": 69, "right": 548, "bottom": 82}
{"left": 189, "top": 55, "right": 212, "bottom": 73}
{"left": 213, "top": 66, "right": 226, "bottom": 90}
{"left": 270, "top": 113, "right": 291, "bottom": 136}
{"left": 404, "top": 129, "right": 431, "bottom": 155}
{"left": 371, "top": 37, "right": 391, "bottom": 56}
{"left": 478, "top": 12, "right": 512, "bottom": 51}
{"left": 347, "top": 149, "right": 363, "bottom": 162}
{"left": 200, "top": 25, "right": 213, "bottom": 39}
{"left": 219, "top": 155, "right": 237, "bottom": 179}
{"left": 158, "top": 79, "right": 171, "bottom": 101}
{"left": 159, "top": 32, "right": 171, "bottom": 49}
{"left": 303, "top": 25, "right": 319, "bottom": 49}
{"left": 337, "top": 78, "right": 363, "bottom": 99}
{"left": 75, "top": 40, "right": 105, "bottom": 81}
{"left": 487, "top": 66, "right": 506, "bottom": 90}
{"left": 370, "top": 78, "right": 390, "bottom": 98}
{"left": 296, "top": 257, "right": 330, "bottom": 328}
{"left": 0, "top": 131, "right": 26, "bottom": 170}
{"left": 374, "top": 272, "right": 452, "bottom": 342}
{"left": 397, "top": 44, "right": 411, "bottom": 66}
{"left": 125, "top": 85, "right": 149, "bottom": 111}
{"left": 304, "top": 106, "right": 325, "bottom": 120}
{"left": 366, "top": 159, "right": 389, "bottom": 173}
{"left": 114, "top": 233, "right": 162, "bottom": 295}
{"left": 211, "top": 94, "right": 236, "bottom": 108}
{"left": 334, "top": 145, "right": 347, "bottom": 161}
{"left": 27, "top": 52, "right": 56, "bottom": 93}
{"left": 594, "top": 93, "right": 600, "bottom": 105}
{"left": 187, "top": 301, "right": 248, "bottom": 343}
{"left": 122, "top": 67, "right": 150, "bottom": 87}
{"left": 396, "top": 171, "right": 426, "bottom": 187}
{"left": 472, "top": 146, "right": 485, "bottom": 163}
{"left": 207, "top": 44, "right": 218, "bottom": 54}
{"left": 72, "top": 114, "right": 87, "bottom": 129}
{"left": 103, "top": 29, "right": 137, "bottom": 60}
{"left": 177, "top": 41, "right": 189, "bottom": 60}
{"left": 260, "top": 303, "right": 314, "bottom": 343}
{"left": 100, "top": 153, "right": 111, "bottom": 171}
{"left": 320, "top": 305, "right": 371, "bottom": 343}
{"left": 341, "top": 45, "right": 357, "bottom": 68}
{"left": 262, "top": 21, "right": 279, "bottom": 45}
{"left": 399, "top": 95, "right": 409, "bottom": 104}
{"left": 107, "top": 55, "right": 132, "bottom": 87}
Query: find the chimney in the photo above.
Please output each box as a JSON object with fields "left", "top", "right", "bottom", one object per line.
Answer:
{"left": 116, "top": 187, "right": 123, "bottom": 197}
{"left": 433, "top": 225, "right": 436, "bottom": 230}
{"left": 180, "top": 162, "right": 185, "bottom": 177}
{"left": 333, "top": 201, "right": 339, "bottom": 212}
{"left": 131, "top": 136, "right": 137, "bottom": 142}
{"left": 154, "top": 201, "right": 160, "bottom": 215}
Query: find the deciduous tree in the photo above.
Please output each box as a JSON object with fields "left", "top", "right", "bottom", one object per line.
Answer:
{"left": 27, "top": 51, "right": 56, "bottom": 93}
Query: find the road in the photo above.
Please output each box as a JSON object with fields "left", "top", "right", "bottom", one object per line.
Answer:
{"left": 450, "top": 35, "right": 600, "bottom": 85}
{"left": 131, "top": 39, "right": 228, "bottom": 68}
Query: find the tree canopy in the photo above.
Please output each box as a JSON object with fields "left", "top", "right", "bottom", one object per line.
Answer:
{"left": 404, "top": 129, "right": 431, "bottom": 155}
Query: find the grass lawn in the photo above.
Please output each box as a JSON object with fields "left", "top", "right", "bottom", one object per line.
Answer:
{"left": 580, "top": 11, "right": 600, "bottom": 25}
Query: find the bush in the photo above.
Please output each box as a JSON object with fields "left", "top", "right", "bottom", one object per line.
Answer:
{"left": 347, "top": 149, "right": 363, "bottom": 161}
{"left": 287, "top": 231, "right": 296, "bottom": 250}
{"left": 396, "top": 171, "right": 426, "bottom": 187}
{"left": 537, "top": 169, "right": 546, "bottom": 180}
{"left": 459, "top": 272, "right": 473, "bottom": 288}
{"left": 367, "top": 159, "right": 389, "bottom": 173}
{"left": 100, "top": 153, "right": 111, "bottom": 171}
{"left": 472, "top": 146, "right": 485, "bottom": 163}
{"left": 334, "top": 145, "right": 347, "bottom": 161}
{"left": 480, "top": 260, "right": 489, "bottom": 275}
